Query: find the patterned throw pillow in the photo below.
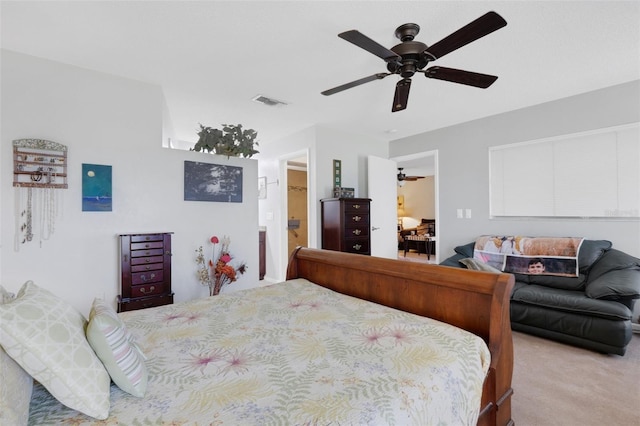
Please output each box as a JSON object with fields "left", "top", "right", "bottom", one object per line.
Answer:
{"left": 0, "top": 281, "right": 110, "bottom": 419}
{"left": 87, "top": 298, "right": 148, "bottom": 397}
{"left": 0, "top": 285, "right": 33, "bottom": 426}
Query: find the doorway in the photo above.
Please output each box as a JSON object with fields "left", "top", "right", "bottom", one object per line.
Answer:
{"left": 391, "top": 150, "right": 439, "bottom": 262}
{"left": 286, "top": 158, "right": 308, "bottom": 255}
{"left": 278, "top": 149, "right": 313, "bottom": 280}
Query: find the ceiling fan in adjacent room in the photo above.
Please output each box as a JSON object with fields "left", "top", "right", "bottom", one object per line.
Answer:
{"left": 321, "top": 11, "right": 507, "bottom": 112}
{"left": 397, "top": 168, "right": 425, "bottom": 186}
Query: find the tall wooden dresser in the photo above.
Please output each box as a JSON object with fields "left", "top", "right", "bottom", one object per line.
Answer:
{"left": 320, "top": 198, "right": 371, "bottom": 255}
{"left": 118, "top": 232, "right": 174, "bottom": 312}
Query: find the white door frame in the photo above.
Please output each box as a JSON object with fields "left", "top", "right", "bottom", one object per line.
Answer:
{"left": 391, "top": 150, "right": 439, "bottom": 261}
{"left": 278, "top": 148, "right": 315, "bottom": 280}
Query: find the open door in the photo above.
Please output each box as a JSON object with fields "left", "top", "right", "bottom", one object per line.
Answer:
{"left": 367, "top": 155, "right": 398, "bottom": 259}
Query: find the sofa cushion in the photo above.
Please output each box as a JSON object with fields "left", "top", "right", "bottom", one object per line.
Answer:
{"left": 578, "top": 240, "right": 612, "bottom": 274}
{"left": 512, "top": 273, "right": 530, "bottom": 284}
{"left": 454, "top": 242, "right": 475, "bottom": 257}
{"left": 440, "top": 253, "right": 466, "bottom": 268}
{"left": 528, "top": 274, "right": 587, "bottom": 291}
{"left": 587, "top": 249, "right": 640, "bottom": 282}
{"left": 586, "top": 268, "right": 640, "bottom": 300}
{"left": 511, "top": 285, "right": 631, "bottom": 321}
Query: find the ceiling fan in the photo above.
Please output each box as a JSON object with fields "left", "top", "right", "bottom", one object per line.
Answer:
{"left": 321, "top": 11, "right": 507, "bottom": 112}
{"left": 397, "top": 168, "right": 425, "bottom": 184}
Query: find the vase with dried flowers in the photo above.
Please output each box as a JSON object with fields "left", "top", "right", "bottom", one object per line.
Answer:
{"left": 195, "top": 235, "right": 247, "bottom": 296}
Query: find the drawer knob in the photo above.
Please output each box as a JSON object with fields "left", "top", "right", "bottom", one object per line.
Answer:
{"left": 352, "top": 215, "right": 361, "bottom": 222}
{"left": 352, "top": 229, "right": 361, "bottom": 235}
{"left": 353, "top": 204, "right": 361, "bottom": 209}
{"left": 353, "top": 244, "right": 362, "bottom": 250}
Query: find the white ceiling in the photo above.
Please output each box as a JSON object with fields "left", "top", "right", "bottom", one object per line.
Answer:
{"left": 2, "top": 1, "right": 639, "bottom": 152}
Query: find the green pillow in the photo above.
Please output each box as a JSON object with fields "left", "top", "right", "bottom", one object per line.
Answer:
{"left": 0, "top": 281, "right": 110, "bottom": 419}
{"left": 0, "top": 285, "right": 33, "bottom": 426}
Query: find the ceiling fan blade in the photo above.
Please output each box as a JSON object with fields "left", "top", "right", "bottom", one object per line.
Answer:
{"left": 392, "top": 78, "right": 412, "bottom": 112}
{"left": 425, "top": 11, "right": 507, "bottom": 60}
{"left": 405, "top": 176, "right": 425, "bottom": 181}
{"left": 321, "top": 73, "right": 389, "bottom": 96}
{"left": 424, "top": 66, "right": 498, "bottom": 88}
{"left": 338, "top": 30, "right": 401, "bottom": 63}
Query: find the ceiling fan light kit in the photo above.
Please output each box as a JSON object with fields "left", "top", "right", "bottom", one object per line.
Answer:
{"left": 322, "top": 11, "right": 507, "bottom": 112}
{"left": 397, "top": 168, "right": 425, "bottom": 186}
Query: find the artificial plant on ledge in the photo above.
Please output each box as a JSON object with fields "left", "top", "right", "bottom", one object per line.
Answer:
{"left": 192, "top": 123, "right": 259, "bottom": 158}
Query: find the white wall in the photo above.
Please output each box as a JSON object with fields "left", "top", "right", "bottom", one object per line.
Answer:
{"left": 257, "top": 125, "right": 387, "bottom": 281}
{"left": 390, "top": 80, "right": 640, "bottom": 258}
{"left": 1, "top": 50, "right": 259, "bottom": 316}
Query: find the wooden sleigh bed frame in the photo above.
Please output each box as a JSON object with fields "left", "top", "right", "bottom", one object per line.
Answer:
{"left": 287, "top": 247, "right": 515, "bottom": 426}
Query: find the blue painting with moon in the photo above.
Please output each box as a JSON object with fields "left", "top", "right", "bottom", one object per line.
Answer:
{"left": 82, "top": 163, "right": 112, "bottom": 211}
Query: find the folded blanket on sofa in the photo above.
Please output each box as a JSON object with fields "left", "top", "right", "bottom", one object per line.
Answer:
{"left": 474, "top": 236, "right": 584, "bottom": 277}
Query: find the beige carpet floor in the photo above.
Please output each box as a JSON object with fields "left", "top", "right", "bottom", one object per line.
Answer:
{"left": 511, "top": 331, "right": 640, "bottom": 425}
{"left": 396, "top": 250, "right": 437, "bottom": 264}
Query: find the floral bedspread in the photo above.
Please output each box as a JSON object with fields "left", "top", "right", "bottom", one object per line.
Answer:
{"left": 29, "top": 279, "right": 490, "bottom": 425}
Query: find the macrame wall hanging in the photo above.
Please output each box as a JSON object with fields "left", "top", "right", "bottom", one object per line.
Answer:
{"left": 13, "top": 139, "right": 68, "bottom": 250}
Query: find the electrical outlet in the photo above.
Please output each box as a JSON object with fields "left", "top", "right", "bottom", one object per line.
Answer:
{"left": 456, "top": 209, "right": 463, "bottom": 219}
{"left": 465, "top": 209, "right": 472, "bottom": 219}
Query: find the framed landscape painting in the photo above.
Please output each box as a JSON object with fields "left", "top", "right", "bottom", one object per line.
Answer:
{"left": 184, "top": 161, "right": 243, "bottom": 202}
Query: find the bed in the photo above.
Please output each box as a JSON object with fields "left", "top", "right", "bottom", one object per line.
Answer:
{"left": 13, "top": 247, "right": 514, "bottom": 425}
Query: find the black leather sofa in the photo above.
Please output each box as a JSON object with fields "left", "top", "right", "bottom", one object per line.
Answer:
{"left": 441, "top": 240, "right": 640, "bottom": 355}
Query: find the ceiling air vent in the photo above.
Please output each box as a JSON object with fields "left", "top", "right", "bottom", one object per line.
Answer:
{"left": 252, "top": 95, "right": 288, "bottom": 107}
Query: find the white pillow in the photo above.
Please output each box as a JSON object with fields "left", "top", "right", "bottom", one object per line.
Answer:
{"left": 0, "top": 281, "right": 110, "bottom": 419}
{"left": 87, "top": 298, "right": 148, "bottom": 397}
{"left": 0, "top": 285, "right": 33, "bottom": 426}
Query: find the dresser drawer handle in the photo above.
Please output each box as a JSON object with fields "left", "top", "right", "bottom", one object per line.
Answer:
{"left": 140, "top": 286, "right": 155, "bottom": 294}
{"left": 353, "top": 204, "right": 361, "bottom": 209}
{"left": 352, "top": 215, "right": 362, "bottom": 222}
{"left": 145, "top": 258, "right": 151, "bottom": 263}
{"left": 144, "top": 243, "right": 150, "bottom": 248}
{"left": 352, "top": 229, "right": 361, "bottom": 235}
{"left": 140, "top": 273, "right": 156, "bottom": 282}
{"left": 352, "top": 244, "right": 362, "bottom": 251}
